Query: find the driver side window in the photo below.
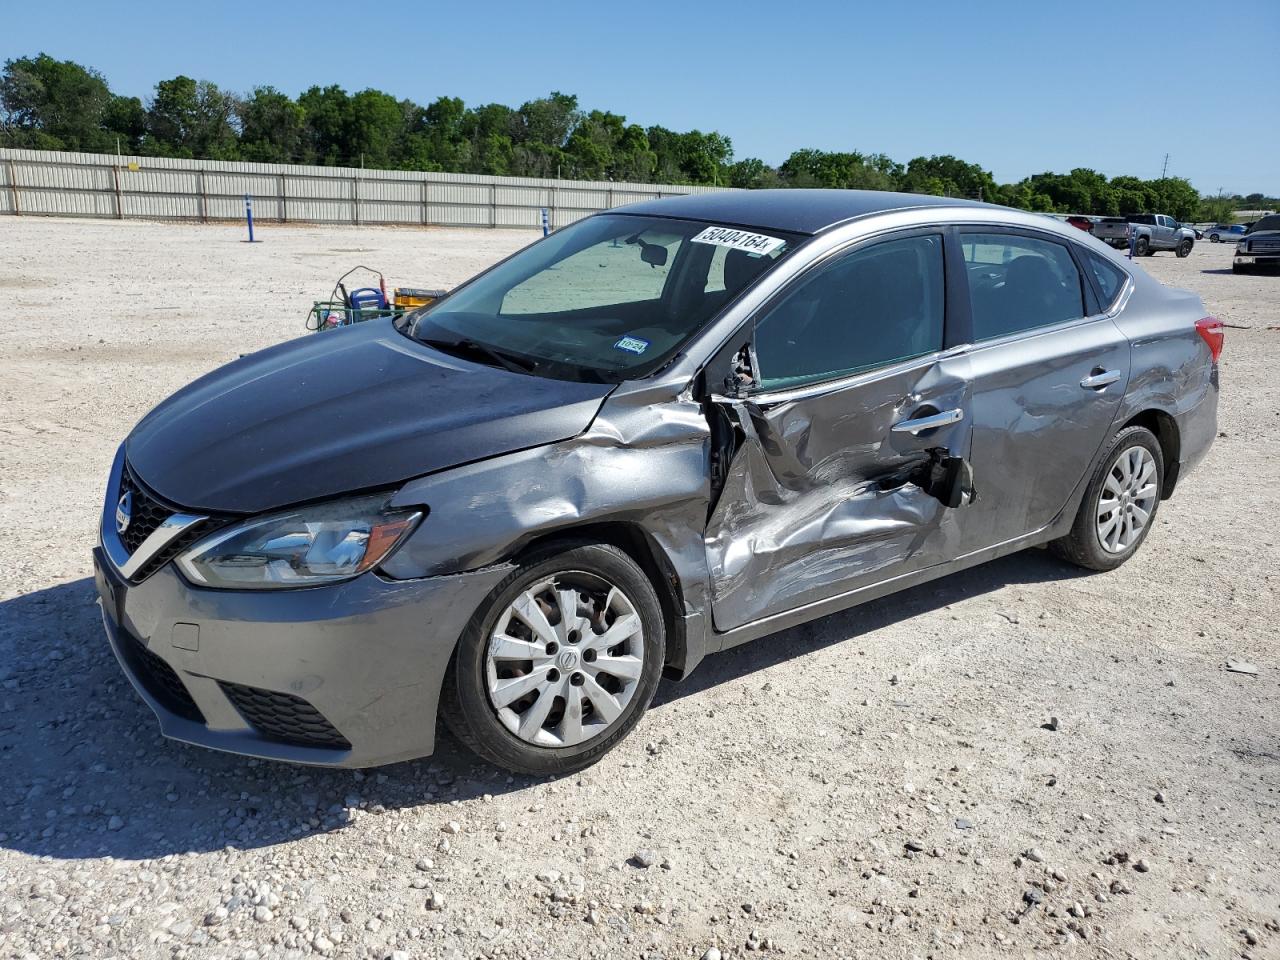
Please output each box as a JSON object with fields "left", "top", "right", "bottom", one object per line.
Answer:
{"left": 752, "top": 235, "right": 945, "bottom": 391}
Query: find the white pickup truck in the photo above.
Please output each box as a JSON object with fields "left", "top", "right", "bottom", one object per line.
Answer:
{"left": 1093, "top": 214, "right": 1197, "bottom": 258}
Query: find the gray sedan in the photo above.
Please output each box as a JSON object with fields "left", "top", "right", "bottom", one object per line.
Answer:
{"left": 94, "top": 190, "right": 1221, "bottom": 775}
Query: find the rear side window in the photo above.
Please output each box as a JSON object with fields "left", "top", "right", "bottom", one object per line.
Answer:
{"left": 754, "top": 234, "right": 945, "bottom": 390}
{"left": 961, "top": 233, "right": 1086, "bottom": 341}
{"left": 1083, "top": 250, "right": 1128, "bottom": 309}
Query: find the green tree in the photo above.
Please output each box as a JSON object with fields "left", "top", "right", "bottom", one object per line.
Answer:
{"left": 238, "top": 86, "right": 304, "bottom": 162}
{"left": 1147, "top": 177, "right": 1199, "bottom": 221}
{"left": 146, "top": 75, "right": 240, "bottom": 159}
{"left": 778, "top": 148, "right": 896, "bottom": 190}
{"left": 345, "top": 89, "right": 403, "bottom": 168}
{"left": 1198, "top": 195, "right": 1236, "bottom": 223}
{"left": 900, "top": 154, "right": 997, "bottom": 200}
{"left": 518, "top": 92, "right": 580, "bottom": 148}
{"left": 0, "top": 53, "right": 116, "bottom": 150}
{"left": 103, "top": 94, "right": 147, "bottom": 152}
{"left": 298, "top": 84, "right": 351, "bottom": 165}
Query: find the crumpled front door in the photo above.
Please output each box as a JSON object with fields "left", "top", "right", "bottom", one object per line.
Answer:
{"left": 704, "top": 352, "right": 973, "bottom": 633}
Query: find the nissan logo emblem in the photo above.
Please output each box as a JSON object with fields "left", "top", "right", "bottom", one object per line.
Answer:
{"left": 115, "top": 491, "right": 133, "bottom": 535}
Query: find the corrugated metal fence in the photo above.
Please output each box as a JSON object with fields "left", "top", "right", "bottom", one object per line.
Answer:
{"left": 0, "top": 148, "right": 728, "bottom": 229}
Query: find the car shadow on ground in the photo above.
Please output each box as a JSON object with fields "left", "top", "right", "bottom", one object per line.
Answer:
{"left": 1201, "top": 268, "right": 1236, "bottom": 275}
{"left": 653, "top": 547, "right": 1086, "bottom": 706}
{"left": 0, "top": 549, "right": 1087, "bottom": 862}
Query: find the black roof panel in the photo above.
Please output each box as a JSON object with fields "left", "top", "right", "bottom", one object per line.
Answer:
{"left": 612, "top": 188, "right": 997, "bottom": 235}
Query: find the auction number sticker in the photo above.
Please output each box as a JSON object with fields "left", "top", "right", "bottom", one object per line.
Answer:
{"left": 691, "top": 226, "right": 786, "bottom": 256}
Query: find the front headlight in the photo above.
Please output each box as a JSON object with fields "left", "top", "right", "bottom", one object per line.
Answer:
{"left": 177, "top": 493, "right": 423, "bottom": 589}
{"left": 1237, "top": 240, "right": 1248, "bottom": 252}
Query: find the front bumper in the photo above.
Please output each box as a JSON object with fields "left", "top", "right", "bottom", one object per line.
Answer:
{"left": 1234, "top": 253, "right": 1280, "bottom": 269}
{"left": 93, "top": 547, "right": 510, "bottom": 767}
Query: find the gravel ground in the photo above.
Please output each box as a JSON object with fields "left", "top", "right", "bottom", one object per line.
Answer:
{"left": 1, "top": 218, "right": 1277, "bottom": 960}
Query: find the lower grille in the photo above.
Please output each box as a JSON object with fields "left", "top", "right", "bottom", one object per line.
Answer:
{"left": 220, "top": 682, "right": 351, "bottom": 750}
{"left": 119, "top": 630, "right": 205, "bottom": 723}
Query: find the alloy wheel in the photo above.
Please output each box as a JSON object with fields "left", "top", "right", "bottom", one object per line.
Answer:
{"left": 1096, "top": 446, "right": 1158, "bottom": 553}
{"left": 484, "top": 572, "right": 645, "bottom": 747}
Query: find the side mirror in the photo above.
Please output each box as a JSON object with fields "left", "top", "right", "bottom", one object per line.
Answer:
{"left": 720, "top": 342, "right": 760, "bottom": 399}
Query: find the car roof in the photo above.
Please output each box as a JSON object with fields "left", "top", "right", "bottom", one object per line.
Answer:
{"left": 612, "top": 188, "right": 997, "bottom": 236}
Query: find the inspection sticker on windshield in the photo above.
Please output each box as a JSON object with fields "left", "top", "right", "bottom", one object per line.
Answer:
{"left": 691, "top": 226, "right": 785, "bottom": 256}
{"left": 614, "top": 335, "right": 650, "bottom": 356}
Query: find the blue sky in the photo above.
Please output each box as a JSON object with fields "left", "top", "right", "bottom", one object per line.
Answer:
{"left": 4, "top": 0, "right": 1277, "bottom": 194}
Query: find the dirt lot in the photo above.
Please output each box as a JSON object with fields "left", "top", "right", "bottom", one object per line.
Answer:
{"left": 1, "top": 218, "right": 1277, "bottom": 960}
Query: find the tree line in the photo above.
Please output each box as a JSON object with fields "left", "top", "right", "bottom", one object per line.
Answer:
{"left": 2, "top": 53, "right": 1274, "bottom": 222}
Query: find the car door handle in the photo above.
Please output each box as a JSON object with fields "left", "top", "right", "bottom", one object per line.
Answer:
{"left": 1080, "top": 369, "right": 1122, "bottom": 390}
{"left": 892, "top": 408, "right": 964, "bottom": 434}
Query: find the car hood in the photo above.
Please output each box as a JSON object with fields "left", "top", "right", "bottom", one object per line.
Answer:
{"left": 126, "top": 320, "right": 614, "bottom": 514}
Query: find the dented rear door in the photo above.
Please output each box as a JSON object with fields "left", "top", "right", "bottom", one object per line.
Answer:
{"left": 703, "top": 230, "right": 974, "bottom": 633}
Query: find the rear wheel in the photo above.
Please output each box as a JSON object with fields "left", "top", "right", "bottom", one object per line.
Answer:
{"left": 1134, "top": 237, "right": 1150, "bottom": 256}
{"left": 440, "top": 542, "right": 665, "bottom": 775}
{"left": 1050, "top": 426, "right": 1164, "bottom": 572}
{"left": 1176, "top": 239, "right": 1193, "bottom": 258}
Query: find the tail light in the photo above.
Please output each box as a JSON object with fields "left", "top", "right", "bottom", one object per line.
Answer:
{"left": 1195, "top": 317, "right": 1224, "bottom": 362}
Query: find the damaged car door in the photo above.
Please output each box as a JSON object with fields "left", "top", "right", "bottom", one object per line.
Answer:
{"left": 704, "top": 231, "right": 974, "bottom": 633}
{"left": 956, "top": 230, "right": 1132, "bottom": 550}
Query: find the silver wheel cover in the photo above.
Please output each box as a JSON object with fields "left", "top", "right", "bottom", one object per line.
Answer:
{"left": 1096, "top": 446, "right": 1158, "bottom": 554}
{"left": 485, "top": 572, "right": 645, "bottom": 747}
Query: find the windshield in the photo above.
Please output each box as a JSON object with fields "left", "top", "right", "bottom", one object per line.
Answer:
{"left": 405, "top": 214, "right": 802, "bottom": 382}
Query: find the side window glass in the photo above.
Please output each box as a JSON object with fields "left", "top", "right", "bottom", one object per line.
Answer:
{"left": 1084, "top": 250, "right": 1127, "bottom": 310}
{"left": 960, "top": 233, "right": 1085, "bottom": 341}
{"left": 753, "top": 235, "right": 945, "bottom": 391}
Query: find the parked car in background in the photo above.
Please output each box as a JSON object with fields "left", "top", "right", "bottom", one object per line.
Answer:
{"left": 1065, "top": 215, "right": 1094, "bottom": 233}
{"left": 1234, "top": 213, "right": 1280, "bottom": 273}
{"left": 93, "top": 190, "right": 1222, "bottom": 775}
{"left": 1094, "top": 214, "right": 1197, "bottom": 257}
{"left": 1208, "top": 224, "right": 1247, "bottom": 242}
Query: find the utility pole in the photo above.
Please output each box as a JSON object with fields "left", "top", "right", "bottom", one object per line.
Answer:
{"left": 1161, "top": 153, "right": 1170, "bottom": 179}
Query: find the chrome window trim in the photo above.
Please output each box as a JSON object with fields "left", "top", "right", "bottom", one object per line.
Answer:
{"left": 743, "top": 343, "right": 970, "bottom": 406}
{"left": 673, "top": 205, "right": 1132, "bottom": 387}
{"left": 960, "top": 312, "right": 1120, "bottom": 356}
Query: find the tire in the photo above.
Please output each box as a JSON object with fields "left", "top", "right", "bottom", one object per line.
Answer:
{"left": 1176, "top": 239, "right": 1193, "bottom": 258}
{"left": 1050, "top": 426, "right": 1164, "bottom": 572}
{"left": 1134, "top": 237, "right": 1150, "bottom": 257}
{"left": 1233, "top": 264, "right": 1249, "bottom": 274}
{"left": 439, "top": 541, "right": 665, "bottom": 775}
{"left": 1210, "top": 234, "right": 1220, "bottom": 243}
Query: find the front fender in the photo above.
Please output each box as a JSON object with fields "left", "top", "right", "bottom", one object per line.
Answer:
{"left": 380, "top": 389, "right": 718, "bottom": 677}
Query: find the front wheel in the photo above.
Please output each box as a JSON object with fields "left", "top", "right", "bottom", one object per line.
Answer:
{"left": 1176, "top": 239, "right": 1193, "bottom": 258}
{"left": 1210, "top": 234, "right": 1220, "bottom": 243}
{"left": 1050, "top": 426, "right": 1164, "bottom": 572}
{"left": 440, "top": 542, "right": 665, "bottom": 775}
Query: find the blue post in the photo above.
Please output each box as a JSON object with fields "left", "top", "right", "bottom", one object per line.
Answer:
{"left": 244, "top": 194, "right": 257, "bottom": 243}
{"left": 1127, "top": 223, "right": 1136, "bottom": 260}
{"left": 541, "top": 207, "right": 549, "bottom": 237}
